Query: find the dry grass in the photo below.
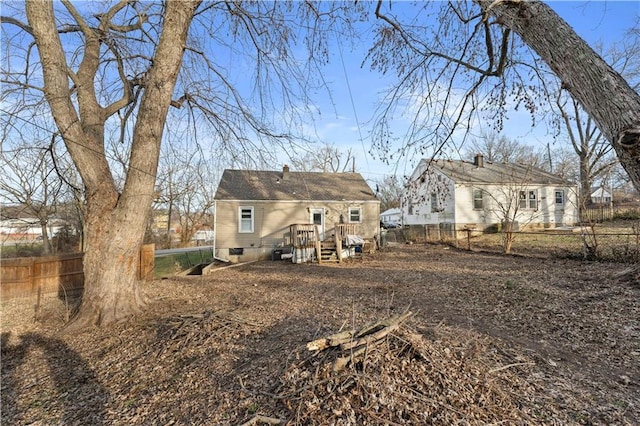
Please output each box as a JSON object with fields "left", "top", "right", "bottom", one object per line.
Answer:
{"left": 2, "top": 244, "right": 639, "bottom": 425}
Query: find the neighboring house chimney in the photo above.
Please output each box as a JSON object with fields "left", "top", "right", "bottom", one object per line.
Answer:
{"left": 282, "top": 164, "right": 290, "bottom": 180}
{"left": 474, "top": 154, "right": 484, "bottom": 168}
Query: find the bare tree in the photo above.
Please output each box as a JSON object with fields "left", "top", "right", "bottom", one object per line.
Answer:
{"left": 0, "top": 141, "right": 65, "bottom": 255}
{"left": 463, "top": 131, "right": 545, "bottom": 167}
{"left": 374, "top": 175, "right": 405, "bottom": 212}
{"left": 552, "top": 95, "right": 613, "bottom": 206}
{"left": 38, "top": 0, "right": 195, "bottom": 328}
{"left": 548, "top": 144, "right": 579, "bottom": 182}
{"left": 155, "top": 143, "right": 218, "bottom": 247}
{"left": 550, "top": 35, "right": 640, "bottom": 207}
{"left": 1, "top": 1, "right": 200, "bottom": 329}
{"left": 477, "top": 171, "right": 543, "bottom": 254}
{"left": 1, "top": 1, "right": 347, "bottom": 328}
{"left": 367, "top": 1, "right": 640, "bottom": 191}
{"left": 291, "top": 143, "right": 357, "bottom": 173}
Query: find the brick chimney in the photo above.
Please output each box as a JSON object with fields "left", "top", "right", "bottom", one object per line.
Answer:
{"left": 474, "top": 154, "right": 484, "bottom": 168}
{"left": 282, "top": 164, "right": 290, "bottom": 180}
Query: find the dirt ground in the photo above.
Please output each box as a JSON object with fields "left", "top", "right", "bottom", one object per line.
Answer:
{"left": 2, "top": 244, "right": 639, "bottom": 425}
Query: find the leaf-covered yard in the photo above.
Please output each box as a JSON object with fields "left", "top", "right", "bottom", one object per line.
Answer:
{"left": 2, "top": 244, "right": 639, "bottom": 425}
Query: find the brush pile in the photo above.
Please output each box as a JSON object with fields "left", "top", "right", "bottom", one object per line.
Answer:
{"left": 271, "top": 313, "right": 567, "bottom": 425}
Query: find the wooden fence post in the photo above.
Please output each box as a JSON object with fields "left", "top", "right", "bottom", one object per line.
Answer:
{"left": 139, "top": 244, "right": 155, "bottom": 281}
{"left": 31, "top": 259, "right": 39, "bottom": 321}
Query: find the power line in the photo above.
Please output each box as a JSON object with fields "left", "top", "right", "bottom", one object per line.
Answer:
{"left": 336, "top": 37, "right": 369, "bottom": 171}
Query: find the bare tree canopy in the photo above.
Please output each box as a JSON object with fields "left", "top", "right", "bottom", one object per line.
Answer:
{"left": 290, "top": 142, "right": 357, "bottom": 173}
{"left": 374, "top": 175, "right": 405, "bottom": 212}
{"left": 1, "top": 0, "right": 346, "bottom": 328}
{"left": 366, "top": 1, "right": 640, "bottom": 189}
{"left": 463, "top": 131, "right": 545, "bottom": 167}
{"left": 0, "top": 140, "right": 62, "bottom": 255}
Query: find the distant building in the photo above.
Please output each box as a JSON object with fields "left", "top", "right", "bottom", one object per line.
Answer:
{"left": 590, "top": 188, "right": 612, "bottom": 205}
{"left": 380, "top": 208, "right": 402, "bottom": 227}
{"left": 0, "top": 217, "right": 66, "bottom": 243}
{"left": 402, "top": 155, "right": 579, "bottom": 231}
{"left": 214, "top": 165, "right": 380, "bottom": 262}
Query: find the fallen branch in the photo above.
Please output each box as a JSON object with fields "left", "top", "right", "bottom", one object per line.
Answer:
{"left": 306, "top": 329, "right": 355, "bottom": 351}
{"left": 488, "top": 362, "right": 535, "bottom": 374}
{"left": 341, "top": 312, "right": 410, "bottom": 351}
{"left": 238, "top": 415, "right": 282, "bottom": 426}
{"left": 306, "top": 311, "right": 414, "bottom": 371}
{"left": 308, "top": 311, "right": 413, "bottom": 351}
{"left": 333, "top": 338, "right": 388, "bottom": 372}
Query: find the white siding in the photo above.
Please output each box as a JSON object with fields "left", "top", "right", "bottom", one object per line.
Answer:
{"left": 402, "top": 167, "right": 456, "bottom": 226}
{"left": 401, "top": 159, "right": 579, "bottom": 230}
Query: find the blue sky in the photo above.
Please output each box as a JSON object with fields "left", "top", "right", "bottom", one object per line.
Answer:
{"left": 299, "top": 1, "right": 640, "bottom": 184}
{"left": 2, "top": 1, "right": 638, "bottom": 189}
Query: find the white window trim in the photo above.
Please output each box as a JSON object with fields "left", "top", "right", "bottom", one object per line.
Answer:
{"left": 472, "top": 189, "right": 483, "bottom": 210}
{"left": 430, "top": 192, "right": 438, "bottom": 213}
{"left": 555, "top": 190, "right": 565, "bottom": 205}
{"left": 238, "top": 206, "right": 254, "bottom": 233}
{"left": 348, "top": 206, "right": 362, "bottom": 223}
{"left": 519, "top": 189, "right": 538, "bottom": 210}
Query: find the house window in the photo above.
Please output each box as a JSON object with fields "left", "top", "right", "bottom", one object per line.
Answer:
{"left": 473, "top": 189, "right": 483, "bottom": 210}
{"left": 238, "top": 206, "right": 254, "bottom": 233}
{"left": 555, "top": 190, "right": 564, "bottom": 205}
{"left": 528, "top": 190, "right": 537, "bottom": 209}
{"left": 430, "top": 193, "right": 438, "bottom": 213}
{"left": 348, "top": 207, "right": 362, "bottom": 223}
{"left": 312, "top": 212, "right": 322, "bottom": 226}
{"left": 519, "top": 190, "right": 538, "bottom": 210}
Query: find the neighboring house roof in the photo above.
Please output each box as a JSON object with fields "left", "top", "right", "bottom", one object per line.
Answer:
{"left": 380, "top": 208, "right": 401, "bottom": 216}
{"left": 590, "top": 188, "right": 611, "bottom": 198}
{"left": 214, "top": 167, "right": 378, "bottom": 201}
{"left": 421, "top": 158, "right": 571, "bottom": 185}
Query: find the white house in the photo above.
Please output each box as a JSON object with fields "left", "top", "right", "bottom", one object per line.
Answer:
{"left": 402, "top": 155, "right": 579, "bottom": 231}
{"left": 590, "top": 187, "right": 612, "bottom": 204}
{"left": 0, "top": 217, "right": 66, "bottom": 242}
{"left": 380, "top": 208, "right": 402, "bottom": 226}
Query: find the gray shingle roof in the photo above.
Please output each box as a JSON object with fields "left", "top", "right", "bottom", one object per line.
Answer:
{"left": 428, "top": 159, "right": 571, "bottom": 185}
{"left": 214, "top": 169, "right": 378, "bottom": 201}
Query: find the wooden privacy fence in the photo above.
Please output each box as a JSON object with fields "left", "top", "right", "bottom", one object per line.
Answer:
{"left": 580, "top": 205, "right": 640, "bottom": 223}
{"left": 581, "top": 206, "right": 614, "bottom": 223}
{"left": 1, "top": 244, "right": 155, "bottom": 301}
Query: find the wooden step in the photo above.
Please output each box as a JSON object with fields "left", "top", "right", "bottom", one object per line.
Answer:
{"left": 319, "top": 247, "right": 339, "bottom": 263}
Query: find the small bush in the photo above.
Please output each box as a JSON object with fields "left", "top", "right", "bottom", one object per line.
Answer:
{"left": 613, "top": 209, "right": 640, "bottom": 221}
{"left": 0, "top": 243, "right": 44, "bottom": 259}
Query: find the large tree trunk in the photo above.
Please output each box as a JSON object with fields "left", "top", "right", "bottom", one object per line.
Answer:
{"left": 26, "top": 0, "right": 201, "bottom": 330}
{"left": 73, "top": 1, "right": 200, "bottom": 330}
{"left": 477, "top": 0, "right": 640, "bottom": 190}
{"left": 78, "top": 199, "right": 149, "bottom": 328}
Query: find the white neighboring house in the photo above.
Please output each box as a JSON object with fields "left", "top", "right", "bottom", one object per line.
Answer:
{"left": 0, "top": 217, "right": 66, "bottom": 243}
{"left": 402, "top": 155, "right": 579, "bottom": 231}
{"left": 590, "top": 188, "right": 612, "bottom": 204}
{"left": 380, "top": 208, "right": 402, "bottom": 227}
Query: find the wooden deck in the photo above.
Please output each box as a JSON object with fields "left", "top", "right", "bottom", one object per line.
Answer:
{"left": 286, "top": 223, "right": 369, "bottom": 264}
